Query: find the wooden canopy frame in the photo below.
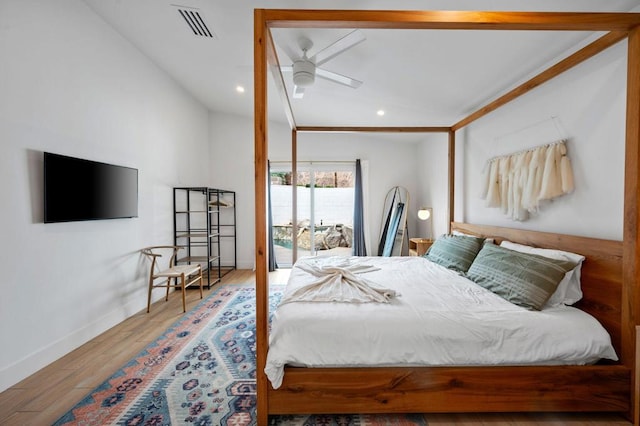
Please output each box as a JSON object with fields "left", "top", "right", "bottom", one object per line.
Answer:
{"left": 254, "top": 9, "right": 640, "bottom": 426}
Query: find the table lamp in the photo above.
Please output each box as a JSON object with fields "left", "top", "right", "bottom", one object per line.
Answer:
{"left": 417, "top": 207, "right": 433, "bottom": 241}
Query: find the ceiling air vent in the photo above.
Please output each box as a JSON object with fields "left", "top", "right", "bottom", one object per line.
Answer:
{"left": 173, "top": 5, "right": 216, "bottom": 38}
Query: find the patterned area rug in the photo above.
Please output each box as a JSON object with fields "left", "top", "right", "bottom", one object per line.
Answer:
{"left": 54, "top": 284, "right": 427, "bottom": 426}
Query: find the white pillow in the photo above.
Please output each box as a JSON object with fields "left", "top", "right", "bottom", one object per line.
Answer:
{"left": 452, "top": 230, "right": 494, "bottom": 244}
{"left": 499, "top": 240, "right": 585, "bottom": 308}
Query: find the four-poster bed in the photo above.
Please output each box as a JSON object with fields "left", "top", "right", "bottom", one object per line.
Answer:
{"left": 254, "top": 9, "right": 640, "bottom": 425}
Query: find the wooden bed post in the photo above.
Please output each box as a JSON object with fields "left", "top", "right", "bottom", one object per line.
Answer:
{"left": 254, "top": 9, "right": 270, "bottom": 426}
{"left": 448, "top": 129, "right": 455, "bottom": 233}
{"left": 624, "top": 25, "right": 640, "bottom": 423}
{"left": 635, "top": 325, "right": 640, "bottom": 426}
{"left": 291, "top": 129, "right": 298, "bottom": 265}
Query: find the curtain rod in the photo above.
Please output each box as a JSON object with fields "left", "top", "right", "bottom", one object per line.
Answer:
{"left": 487, "top": 139, "right": 567, "bottom": 163}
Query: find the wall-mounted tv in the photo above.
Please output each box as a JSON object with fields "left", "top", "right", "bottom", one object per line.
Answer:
{"left": 44, "top": 152, "right": 138, "bottom": 223}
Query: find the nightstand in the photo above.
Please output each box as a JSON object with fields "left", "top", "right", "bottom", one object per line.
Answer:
{"left": 409, "top": 238, "right": 433, "bottom": 256}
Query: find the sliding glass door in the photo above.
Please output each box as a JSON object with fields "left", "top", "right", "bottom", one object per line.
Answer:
{"left": 270, "top": 162, "right": 355, "bottom": 267}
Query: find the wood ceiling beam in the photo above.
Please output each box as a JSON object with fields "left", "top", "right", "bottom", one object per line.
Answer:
{"left": 262, "top": 10, "right": 640, "bottom": 32}
{"left": 295, "top": 126, "right": 450, "bottom": 133}
{"left": 265, "top": 28, "right": 296, "bottom": 130}
{"left": 452, "top": 30, "right": 628, "bottom": 131}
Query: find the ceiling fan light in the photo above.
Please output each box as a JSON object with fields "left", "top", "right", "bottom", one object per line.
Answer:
{"left": 293, "top": 59, "right": 315, "bottom": 87}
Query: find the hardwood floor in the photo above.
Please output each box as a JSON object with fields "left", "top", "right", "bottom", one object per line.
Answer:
{"left": 0, "top": 269, "right": 631, "bottom": 425}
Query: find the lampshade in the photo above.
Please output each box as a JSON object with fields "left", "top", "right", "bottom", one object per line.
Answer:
{"left": 418, "top": 207, "right": 432, "bottom": 221}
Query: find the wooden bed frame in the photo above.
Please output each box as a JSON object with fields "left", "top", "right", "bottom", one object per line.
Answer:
{"left": 253, "top": 10, "right": 640, "bottom": 425}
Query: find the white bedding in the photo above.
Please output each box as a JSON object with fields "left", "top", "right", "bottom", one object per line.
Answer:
{"left": 279, "top": 258, "right": 394, "bottom": 304}
{"left": 265, "top": 256, "right": 619, "bottom": 389}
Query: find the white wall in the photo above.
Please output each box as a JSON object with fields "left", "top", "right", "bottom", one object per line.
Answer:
{"left": 419, "top": 39, "right": 627, "bottom": 241}
{"left": 208, "top": 112, "right": 260, "bottom": 269}
{"left": 209, "top": 112, "right": 420, "bottom": 259}
{"left": 416, "top": 133, "right": 450, "bottom": 239}
{"left": 0, "top": 0, "right": 210, "bottom": 391}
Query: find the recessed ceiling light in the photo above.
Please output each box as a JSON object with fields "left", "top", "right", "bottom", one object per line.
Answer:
{"left": 377, "top": 109, "right": 385, "bottom": 116}
{"left": 236, "top": 85, "right": 245, "bottom": 93}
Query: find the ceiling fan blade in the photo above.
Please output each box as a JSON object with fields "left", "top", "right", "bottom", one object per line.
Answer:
{"left": 293, "top": 85, "right": 305, "bottom": 99}
{"left": 316, "top": 68, "right": 363, "bottom": 89}
{"left": 280, "top": 65, "right": 293, "bottom": 72}
{"left": 279, "top": 42, "right": 301, "bottom": 63}
{"left": 313, "top": 29, "right": 366, "bottom": 67}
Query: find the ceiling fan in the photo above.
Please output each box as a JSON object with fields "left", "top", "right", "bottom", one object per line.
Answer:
{"left": 279, "top": 30, "right": 366, "bottom": 99}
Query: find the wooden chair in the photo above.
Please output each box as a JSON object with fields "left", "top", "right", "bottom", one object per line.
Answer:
{"left": 141, "top": 245, "right": 203, "bottom": 313}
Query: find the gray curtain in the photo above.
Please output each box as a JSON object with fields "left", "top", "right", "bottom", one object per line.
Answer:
{"left": 352, "top": 159, "right": 366, "bottom": 256}
{"left": 268, "top": 161, "right": 278, "bottom": 271}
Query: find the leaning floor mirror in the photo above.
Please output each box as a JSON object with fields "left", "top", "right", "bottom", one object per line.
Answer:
{"left": 378, "top": 186, "right": 409, "bottom": 256}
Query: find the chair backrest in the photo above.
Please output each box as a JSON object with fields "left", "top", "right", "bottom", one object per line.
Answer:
{"left": 141, "top": 245, "right": 181, "bottom": 276}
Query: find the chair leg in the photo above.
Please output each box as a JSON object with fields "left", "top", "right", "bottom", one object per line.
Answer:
{"left": 165, "top": 278, "right": 171, "bottom": 301}
{"left": 198, "top": 265, "right": 204, "bottom": 300}
{"left": 181, "top": 273, "right": 187, "bottom": 313}
{"left": 147, "top": 277, "right": 154, "bottom": 313}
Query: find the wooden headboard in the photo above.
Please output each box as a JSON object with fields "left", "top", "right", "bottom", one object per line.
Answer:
{"left": 451, "top": 222, "right": 623, "bottom": 356}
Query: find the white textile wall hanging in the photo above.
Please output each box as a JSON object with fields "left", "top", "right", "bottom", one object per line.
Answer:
{"left": 480, "top": 139, "right": 574, "bottom": 221}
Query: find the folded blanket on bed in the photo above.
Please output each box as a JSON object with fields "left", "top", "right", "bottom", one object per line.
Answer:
{"left": 280, "top": 259, "right": 396, "bottom": 304}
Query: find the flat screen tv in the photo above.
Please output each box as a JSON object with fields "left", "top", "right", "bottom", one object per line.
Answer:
{"left": 44, "top": 152, "right": 138, "bottom": 223}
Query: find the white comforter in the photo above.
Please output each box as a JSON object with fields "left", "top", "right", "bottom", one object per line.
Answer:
{"left": 279, "top": 258, "right": 394, "bottom": 304}
{"left": 265, "top": 256, "right": 618, "bottom": 389}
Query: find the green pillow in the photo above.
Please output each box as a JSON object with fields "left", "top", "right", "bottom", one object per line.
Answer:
{"left": 423, "top": 234, "right": 485, "bottom": 273}
{"left": 466, "top": 243, "right": 577, "bottom": 310}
